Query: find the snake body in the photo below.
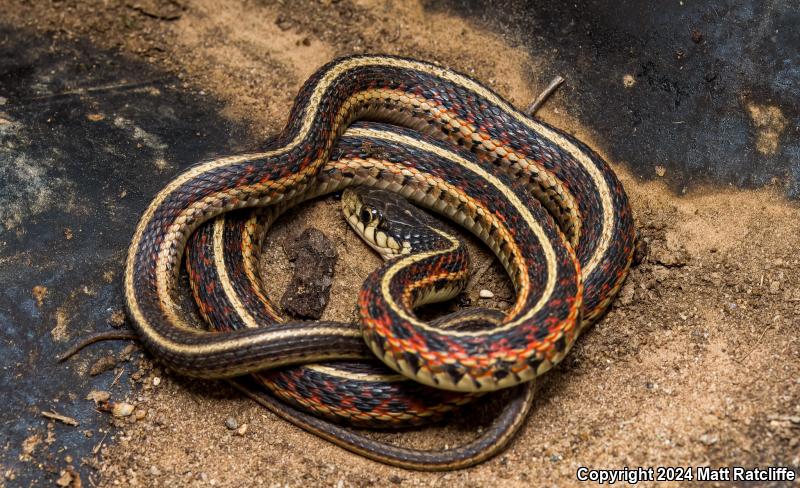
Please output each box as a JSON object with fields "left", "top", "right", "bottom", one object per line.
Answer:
{"left": 187, "top": 179, "right": 485, "bottom": 428}
{"left": 124, "top": 55, "right": 635, "bottom": 468}
{"left": 189, "top": 178, "right": 535, "bottom": 469}
{"left": 186, "top": 180, "right": 488, "bottom": 427}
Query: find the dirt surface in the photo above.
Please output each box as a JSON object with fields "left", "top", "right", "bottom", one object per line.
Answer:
{"left": 436, "top": 0, "right": 800, "bottom": 198}
{"left": 1, "top": 1, "right": 798, "bottom": 486}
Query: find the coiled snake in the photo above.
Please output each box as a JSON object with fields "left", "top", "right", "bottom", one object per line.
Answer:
{"left": 117, "top": 55, "right": 635, "bottom": 469}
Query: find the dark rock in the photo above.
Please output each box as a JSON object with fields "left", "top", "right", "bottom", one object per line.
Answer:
{"left": 280, "top": 228, "right": 338, "bottom": 319}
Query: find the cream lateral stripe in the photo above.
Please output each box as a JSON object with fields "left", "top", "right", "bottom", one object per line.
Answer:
{"left": 349, "top": 127, "right": 560, "bottom": 336}
{"left": 530, "top": 127, "right": 612, "bottom": 274}
{"left": 144, "top": 326, "right": 363, "bottom": 355}
{"left": 305, "top": 365, "right": 407, "bottom": 382}
{"left": 325, "top": 58, "right": 610, "bottom": 276}
{"left": 213, "top": 217, "right": 261, "bottom": 330}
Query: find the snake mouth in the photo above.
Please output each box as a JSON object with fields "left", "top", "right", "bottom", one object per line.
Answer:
{"left": 342, "top": 187, "right": 406, "bottom": 261}
{"left": 342, "top": 186, "right": 469, "bottom": 310}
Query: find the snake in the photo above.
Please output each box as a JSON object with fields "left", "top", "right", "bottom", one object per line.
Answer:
{"left": 122, "top": 55, "right": 635, "bottom": 466}
{"left": 125, "top": 55, "right": 634, "bottom": 385}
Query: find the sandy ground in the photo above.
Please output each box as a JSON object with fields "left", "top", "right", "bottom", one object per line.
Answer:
{"left": 5, "top": 1, "right": 799, "bottom": 486}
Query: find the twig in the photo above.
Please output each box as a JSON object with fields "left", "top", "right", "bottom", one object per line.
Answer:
{"left": 527, "top": 76, "right": 565, "bottom": 116}
{"left": 740, "top": 325, "right": 771, "bottom": 362}
{"left": 92, "top": 431, "right": 109, "bottom": 455}
{"left": 5, "top": 79, "right": 166, "bottom": 108}
{"left": 42, "top": 410, "right": 79, "bottom": 426}
{"left": 58, "top": 331, "right": 138, "bottom": 362}
{"left": 126, "top": 2, "right": 183, "bottom": 21}
{"left": 110, "top": 368, "right": 126, "bottom": 388}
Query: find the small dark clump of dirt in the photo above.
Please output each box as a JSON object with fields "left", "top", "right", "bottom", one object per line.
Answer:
{"left": 280, "top": 227, "right": 338, "bottom": 319}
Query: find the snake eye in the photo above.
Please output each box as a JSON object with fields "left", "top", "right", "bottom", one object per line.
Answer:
{"left": 360, "top": 207, "right": 371, "bottom": 225}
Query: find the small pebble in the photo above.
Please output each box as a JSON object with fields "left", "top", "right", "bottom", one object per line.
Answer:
{"left": 618, "top": 283, "right": 635, "bottom": 306}
{"left": 225, "top": 417, "right": 238, "bottom": 430}
{"left": 622, "top": 74, "right": 636, "bottom": 88}
{"left": 107, "top": 309, "right": 126, "bottom": 327}
{"left": 152, "top": 377, "right": 161, "bottom": 387}
{"left": 55, "top": 471, "right": 73, "bottom": 487}
{"left": 699, "top": 433, "right": 718, "bottom": 445}
{"left": 86, "top": 390, "right": 111, "bottom": 403}
{"left": 118, "top": 343, "right": 137, "bottom": 362}
{"left": 479, "top": 289, "right": 494, "bottom": 298}
{"left": 89, "top": 355, "right": 117, "bottom": 376}
{"left": 112, "top": 402, "right": 135, "bottom": 418}
{"left": 32, "top": 285, "right": 48, "bottom": 307}
{"left": 236, "top": 423, "right": 248, "bottom": 436}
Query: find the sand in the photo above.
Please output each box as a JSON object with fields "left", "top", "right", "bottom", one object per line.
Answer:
{"left": 5, "top": 1, "right": 798, "bottom": 486}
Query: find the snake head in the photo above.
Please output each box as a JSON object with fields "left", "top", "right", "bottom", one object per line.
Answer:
{"left": 341, "top": 187, "right": 442, "bottom": 261}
